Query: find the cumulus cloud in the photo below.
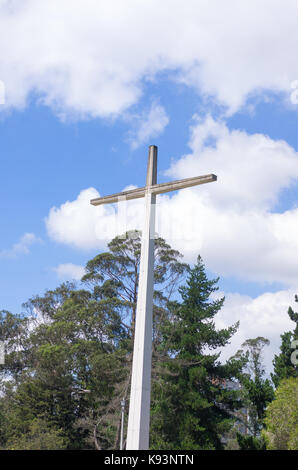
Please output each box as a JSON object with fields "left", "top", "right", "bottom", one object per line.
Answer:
{"left": 127, "top": 101, "right": 169, "bottom": 149}
{"left": 54, "top": 263, "right": 85, "bottom": 281}
{"left": 46, "top": 188, "right": 113, "bottom": 250}
{"left": 45, "top": 186, "right": 145, "bottom": 250}
{"left": 0, "top": 232, "right": 41, "bottom": 258}
{"left": 0, "top": 79, "right": 5, "bottom": 104}
{"left": 167, "top": 114, "right": 298, "bottom": 211}
{"left": 0, "top": 0, "right": 298, "bottom": 117}
{"left": 214, "top": 289, "right": 296, "bottom": 374}
{"left": 163, "top": 115, "right": 298, "bottom": 286}
{"left": 45, "top": 116, "right": 298, "bottom": 287}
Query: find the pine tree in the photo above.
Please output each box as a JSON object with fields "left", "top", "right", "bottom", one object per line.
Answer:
{"left": 271, "top": 295, "right": 298, "bottom": 388}
{"left": 150, "top": 256, "right": 243, "bottom": 450}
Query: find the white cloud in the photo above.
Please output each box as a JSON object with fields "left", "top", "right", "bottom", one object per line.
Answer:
{"left": 214, "top": 289, "right": 296, "bottom": 374}
{"left": 1, "top": 0, "right": 298, "bottom": 117}
{"left": 167, "top": 114, "right": 298, "bottom": 211}
{"left": 0, "top": 232, "right": 41, "bottom": 258}
{"left": 45, "top": 187, "right": 112, "bottom": 250}
{"left": 127, "top": 101, "right": 169, "bottom": 149}
{"left": 54, "top": 263, "right": 85, "bottom": 281}
{"left": 0, "top": 79, "right": 5, "bottom": 104}
{"left": 45, "top": 186, "right": 145, "bottom": 250}
{"left": 45, "top": 117, "right": 298, "bottom": 288}
{"left": 162, "top": 115, "right": 298, "bottom": 286}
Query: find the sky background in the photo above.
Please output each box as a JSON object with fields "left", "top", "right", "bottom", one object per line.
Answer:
{"left": 1, "top": 0, "right": 298, "bottom": 373}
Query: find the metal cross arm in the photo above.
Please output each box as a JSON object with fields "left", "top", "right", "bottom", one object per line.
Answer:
{"left": 90, "top": 173, "right": 217, "bottom": 206}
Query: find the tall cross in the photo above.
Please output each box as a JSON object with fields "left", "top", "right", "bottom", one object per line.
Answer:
{"left": 90, "top": 146, "right": 217, "bottom": 450}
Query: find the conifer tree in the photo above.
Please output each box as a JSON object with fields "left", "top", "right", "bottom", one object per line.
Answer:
{"left": 271, "top": 295, "right": 298, "bottom": 388}
{"left": 150, "top": 256, "right": 243, "bottom": 450}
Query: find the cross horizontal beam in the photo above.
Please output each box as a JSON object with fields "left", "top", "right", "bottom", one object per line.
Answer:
{"left": 90, "top": 173, "right": 217, "bottom": 206}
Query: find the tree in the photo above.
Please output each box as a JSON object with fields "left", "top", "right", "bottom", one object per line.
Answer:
{"left": 263, "top": 377, "right": 298, "bottom": 450}
{"left": 0, "top": 231, "right": 187, "bottom": 450}
{"left": 150, "top": 256, "right": 244, "bottom": 450}
{"left": 6, "top": 418, "right": 69, "bottom": 450}
{"left": 0, "top": 234, "right": 254, "bottom": 450}
{"left": 81, "top": 230, "right": 188, "bottom": 448}
{"left": 0, "top": 281, "right": 130, "bottom": 449}
{"left": 82, "top": 230, "right": 187, "bottom": 338}
{"left": 271, "top": 295, "right": 298, "bottom": 388}
{"left": 235, "top": 433, "right": 266, "bottom": 450}
{"left": 233, "top": 337, "right": 274, "bottom": 449}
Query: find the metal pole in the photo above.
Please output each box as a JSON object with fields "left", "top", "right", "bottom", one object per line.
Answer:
{"left": 120, "top": 398, "right": 126, "bottom": 450}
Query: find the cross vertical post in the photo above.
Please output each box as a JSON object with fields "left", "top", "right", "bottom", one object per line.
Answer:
{"left": 90, "top": 145, "right": 217, "bottom": 450}
{"left": 126, "top": 145, "right": 157, "bottom": 450}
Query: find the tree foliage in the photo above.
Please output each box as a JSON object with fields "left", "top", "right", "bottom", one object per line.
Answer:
{"left": 1, "top": 232, "right": 289, "bottom": 450}
{"left": 233, "top": 337, "right": 274, "bottom": 443}
{"left": 271, "top": 295, "right": 298, "bottom": 388}
{"left": 0, "top": 231, "right": 188, "bottom": 450}
{"left": 150, "top": 256, "right": 244, "bottom": 450}
{"left": 263, "top": 377, "right": 298, "bottom": 450}
{"left": 5, "top": 418, "right": 69, "bottom": 450}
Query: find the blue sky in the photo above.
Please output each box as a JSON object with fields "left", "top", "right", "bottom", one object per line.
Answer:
{"left": 1, "top": 0, "right": 298, "bottom": 371}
